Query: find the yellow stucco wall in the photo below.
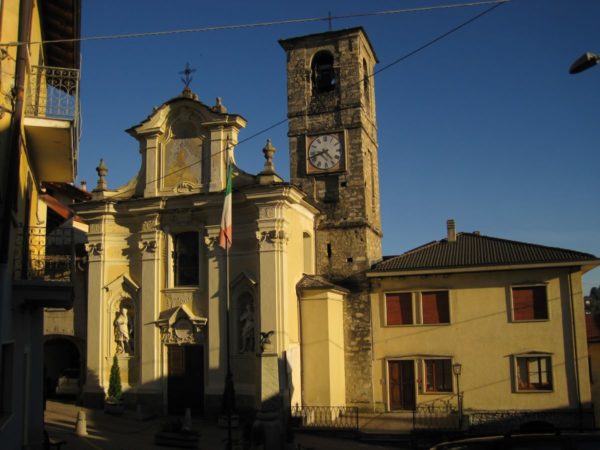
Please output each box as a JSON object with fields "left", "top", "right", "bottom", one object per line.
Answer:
{"left": 370, "top": 267, "right": 591, "bottom": 413}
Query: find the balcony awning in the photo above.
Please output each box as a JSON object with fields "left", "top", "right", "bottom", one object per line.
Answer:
{"left": 40, "top": 193, "right": 88, "bottom": 233}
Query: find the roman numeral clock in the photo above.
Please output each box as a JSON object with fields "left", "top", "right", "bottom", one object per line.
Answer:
{"left": 306, "top": 132, "right": 345, "bottom": 174}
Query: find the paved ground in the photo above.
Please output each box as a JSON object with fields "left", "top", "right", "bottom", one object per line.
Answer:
{"left": 44, "top": 400, "right": 409, "bottom": 450}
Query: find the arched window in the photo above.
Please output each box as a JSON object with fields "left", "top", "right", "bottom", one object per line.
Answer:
{"left": 311, "top": 51, "right": 336, "bottom": 94}
{"left": 172, "top": 232, "right": 199, "bottom": 286}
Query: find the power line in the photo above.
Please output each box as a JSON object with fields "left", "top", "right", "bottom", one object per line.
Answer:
{"left": 0, "top": 1, "right": 509, "bottom": 47}
{"left": 95, "top": 0, "right": 508, "bottom": 198}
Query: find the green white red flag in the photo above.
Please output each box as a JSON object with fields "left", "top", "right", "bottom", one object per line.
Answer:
{"left": 219, "top": 157, "right": 233, "bottom": 250}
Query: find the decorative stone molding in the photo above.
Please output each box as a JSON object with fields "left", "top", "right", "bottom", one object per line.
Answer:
{"left": 138, "top": 239, "right": 157, "bottom": 253}
{"left": 203, "top": 235, "right": 218, "bottom": 251}
{"left": 85, "top": 242, "right": 103, "bottom": 255}
{"left": 89, "top": 223, "right": 102, "bottom": 233}
{"left": 256, "top": 229, "right": 289, "bottom": 250}
{"left": 141, "top": 221, "right": 156, "bottom": 232}
{"left": 152, "top": 304, "right": 207, "bottom": 346}
{"left": 161, "top": 288, "right": 197, "bottom": 310}
{"left": 174, "top": 181, "right": 199, "bottom": 193}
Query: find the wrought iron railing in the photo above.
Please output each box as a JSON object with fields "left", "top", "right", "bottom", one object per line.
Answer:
{"left": 291, "top": 405, "right": 359, "bottom": 431}
{"left": 25, "top": 65, "right": 80, "bottom": 119}
{"left": 13, "top": 227, "right": 75, "bottom": 282}
{"left": 25, "top": 65, "right": 80, "bottom": 162}
{"left": 413, "top": 396, "right": 460, "bottom": 431}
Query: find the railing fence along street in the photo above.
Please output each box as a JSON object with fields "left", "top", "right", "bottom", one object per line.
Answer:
{"left": 291, "top": 405, "right": 359, "bottom": 432}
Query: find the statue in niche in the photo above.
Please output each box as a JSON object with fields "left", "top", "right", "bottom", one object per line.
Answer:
{"left": 114, "top": 306, "right": 133, "bottom": 354}
{"left": 239, "top": 302, "right": 255, "bottom": 353}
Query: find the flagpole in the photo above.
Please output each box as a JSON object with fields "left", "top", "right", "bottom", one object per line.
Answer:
{"left": 225, "top": 241, "right": 233, "bottom": 450}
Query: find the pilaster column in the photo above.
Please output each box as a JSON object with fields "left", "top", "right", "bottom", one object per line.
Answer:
{"left": 138, "top": 214, "right": 161, "bottom": 392}
{"left": 142, "top": 132, "right": 163, "bottom": 197}
{"left": 82, "top": 211, "right": 110, "bottom": 405}
{"left": 204, "top": 225, "right": 224, "bottom": 399}
{"left": 255, "top": 202, "right": 289, "bottom": 410}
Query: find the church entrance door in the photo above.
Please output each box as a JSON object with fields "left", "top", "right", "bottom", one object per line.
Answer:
{"left": 167, "top": 345, "right": 204, "bottom": 415}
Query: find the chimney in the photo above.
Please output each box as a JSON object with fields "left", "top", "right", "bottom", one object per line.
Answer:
{"left": 447, "top": 219, "right": 456, "bottom": 242}
{"left": 80, "top": 180, "right": 87, "bottom": 192}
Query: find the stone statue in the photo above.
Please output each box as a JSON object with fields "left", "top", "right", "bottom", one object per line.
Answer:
{"left": 239, "top": 303, "right": 255, "bottom": 353}
{"left": 114, "top": 307, "right": 130, "bottom": 354}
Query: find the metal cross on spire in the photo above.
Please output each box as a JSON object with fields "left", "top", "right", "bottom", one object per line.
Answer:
{"left": 179, "top": 62, "right": 196, "bottom": 89}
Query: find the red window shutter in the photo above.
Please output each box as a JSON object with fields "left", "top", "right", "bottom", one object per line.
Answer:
{"left": 513, "top": 286, "right": 547, "bottom": 320}
{"left": 422, "top": 291, "right": 449, "bottom": 324}
{"left": 386, "top": 293, "right": 412, "bottom": 325}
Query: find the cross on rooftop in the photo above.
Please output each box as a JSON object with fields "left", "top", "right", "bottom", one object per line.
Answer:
{"left": 179, "top": 62, "right": 196, "bottom": 89}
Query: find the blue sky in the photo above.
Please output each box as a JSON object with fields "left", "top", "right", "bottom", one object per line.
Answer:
{"left": 78, "top": 0, "right": 600, "bottom": 292}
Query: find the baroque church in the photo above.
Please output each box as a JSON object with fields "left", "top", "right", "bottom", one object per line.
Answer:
{"left": 74, "top": 27, "right": 599, "bottom": 425}
{"left": 77, "top": 27, "right": 379, "bottom": 414}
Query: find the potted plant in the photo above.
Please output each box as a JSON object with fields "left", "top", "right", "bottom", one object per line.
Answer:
{"left": 104, "top": 354, "right": 124, "bottom": 414}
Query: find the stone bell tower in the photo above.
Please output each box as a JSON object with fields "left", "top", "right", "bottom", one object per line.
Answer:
{"left": 279, "top": 27, "right": 382, "bottom": 283}
{"left": 280, "top": 28, "right": 382, "bottom": 409}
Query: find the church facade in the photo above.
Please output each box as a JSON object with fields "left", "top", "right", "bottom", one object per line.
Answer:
{"left": 74, "top": 27, "right": 599, "bottom": 425}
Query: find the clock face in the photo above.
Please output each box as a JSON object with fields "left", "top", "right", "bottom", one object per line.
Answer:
{"left": 308, "top": 134, "right": 342, "bottom": 170}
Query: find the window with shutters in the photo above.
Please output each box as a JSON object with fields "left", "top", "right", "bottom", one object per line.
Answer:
{"left": 385, "top": 293, "right": 413, "bottom": 325}
{"left": 511, "top": 285, "right": 548, "bottom": 321}
{"left": 514, "top": 354, "right": 553, "bottom": 391}
{"left": 385, "top": 290, "right": 450, "bottom": 326}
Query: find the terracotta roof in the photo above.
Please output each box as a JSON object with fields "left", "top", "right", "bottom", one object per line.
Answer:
{"left": 371, "top": 232, "right": 599, "bottom": 273}
{"left": 296, "top": 274, "right": 349, "bottom": 293}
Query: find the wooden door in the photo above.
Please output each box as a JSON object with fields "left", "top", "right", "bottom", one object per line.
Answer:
{"left": 388, "top": 360, "right": 416, "bottom": 410}
{"left": 167, "top": 345, "right": 204, "bottom": 415}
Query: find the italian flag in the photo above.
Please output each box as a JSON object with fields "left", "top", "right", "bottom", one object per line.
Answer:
{"left": 218, "top": 158, "right": 233, "bottom": 250}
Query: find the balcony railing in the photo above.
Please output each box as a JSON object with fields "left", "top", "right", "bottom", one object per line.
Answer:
{"left": 25, "top": 65, "right": 80, "bottom": 161}
{"left": 25, "top": 65, "right": 80, "bottom": 120}
{"left": 13, "top": 226, "right": 75, "bottom": 283}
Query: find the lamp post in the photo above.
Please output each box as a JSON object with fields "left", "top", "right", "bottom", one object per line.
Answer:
{"left": 452, "top": 363, "right": 463, "bottom": 429}
{"left": 569, "top": 52, "right": 600, "bottom": 74}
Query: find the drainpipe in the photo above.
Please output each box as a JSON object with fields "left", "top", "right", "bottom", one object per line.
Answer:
{"left": 0, "top": 0, "right": 33, "bottom": 264}
{"left": 567, "top": 270, "right": 583, "bottom": 428}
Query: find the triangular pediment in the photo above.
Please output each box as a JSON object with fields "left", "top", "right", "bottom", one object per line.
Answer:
{"left": 104, "top": 274, "right": 139, "bottom": 299}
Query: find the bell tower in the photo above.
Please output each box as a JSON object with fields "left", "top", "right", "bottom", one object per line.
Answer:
{"left": 279, "top": 27, "right": 382, "bottom": 282}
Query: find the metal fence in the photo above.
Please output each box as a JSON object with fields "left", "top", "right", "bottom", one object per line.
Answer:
{"left": 413, "top": 396, "right": 461, "bottom": 431}
{"left": 13, "top": 227, "right": 75, "bottom": 282}
{"left": 291, "top": 405, "right": 359, "bottom": 431}
{"left": 468, "top": 409, "right": 596, "bottom": 434}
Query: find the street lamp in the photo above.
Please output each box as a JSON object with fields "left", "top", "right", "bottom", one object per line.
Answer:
{"left": 452, "top": 363, "right": 463, "bottom": 429}
{"left": 569, "top": 52, "right": 600, "bottom": 74}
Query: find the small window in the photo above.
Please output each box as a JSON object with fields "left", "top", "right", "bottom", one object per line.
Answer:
{"left": 424, "top": 359, "right": 453, "bottom": 393}
{"left": 386, "top": 293, "right": 413, "bottom": 325}
{"left": 311, "top": 51, "right": 336, "bottom": 94}
{"left": 422, "top": 291, "right": 450, "bottom": 324}
{"left": 363, "top": 59, "right": 370, "bottom": 106}
{"left": 515, "top": 355, "right": 553, "bottom": 391}
{"left": 512, "top": 286, "right": 548, "bottom": 321}
{"left": 172, "top": 232, "right": 199, "bottom": 286}
{"left": 385, "top": 290, "right": 450, "bottom": 326}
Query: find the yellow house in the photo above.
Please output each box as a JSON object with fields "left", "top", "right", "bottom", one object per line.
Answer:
{"left": 368, "top": 220, "right": 599, "bottom": 429}
{"left": 0, "top": 0, "right": 81, "bottom": 448}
